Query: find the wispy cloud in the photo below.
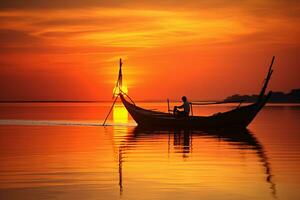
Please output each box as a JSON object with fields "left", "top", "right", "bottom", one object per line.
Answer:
{"left": 0, "top": 1, "right": 299, "bottom": 100}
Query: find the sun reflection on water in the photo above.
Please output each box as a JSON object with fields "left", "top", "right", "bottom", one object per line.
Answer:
{"left": 113, "top": 103, "right": 128, "bottom": 124}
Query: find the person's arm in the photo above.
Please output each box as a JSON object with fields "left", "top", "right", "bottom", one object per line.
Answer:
{"left": 177, "top": 103, "right": 184, "bottom": 109}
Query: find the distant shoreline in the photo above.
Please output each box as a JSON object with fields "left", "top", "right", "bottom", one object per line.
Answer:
{"left": 224, "top": 88, "right": 300, "bottom": 103}
{"left": 1, "top": 88, "right": 299, "bottom": 104}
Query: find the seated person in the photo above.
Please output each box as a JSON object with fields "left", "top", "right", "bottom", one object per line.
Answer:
{"left": 174, "top": 96, "right": 190, "bottom": 117}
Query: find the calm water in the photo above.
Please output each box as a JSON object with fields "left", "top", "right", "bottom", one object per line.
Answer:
{"left": 0, "top": 102, "right": 299, "bottom": 200}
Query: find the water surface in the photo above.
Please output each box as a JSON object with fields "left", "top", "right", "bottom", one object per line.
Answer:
{"left": 0, "top": 102, "right": 299, "bottom": 200}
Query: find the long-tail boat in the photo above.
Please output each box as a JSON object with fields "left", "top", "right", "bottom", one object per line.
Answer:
{"left": 112, "top": 57, "right": 275, "bottom": 129}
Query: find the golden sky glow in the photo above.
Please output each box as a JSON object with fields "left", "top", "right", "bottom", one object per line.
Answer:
{"left": 0, "top": 1, "right": 299, "bottom": 101}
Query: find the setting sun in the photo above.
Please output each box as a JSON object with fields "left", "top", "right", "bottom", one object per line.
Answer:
{"left": 113, "top": 85, "right": 128, "bottom": 97}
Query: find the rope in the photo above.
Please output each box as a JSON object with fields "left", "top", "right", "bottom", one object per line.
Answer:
{"left": 119, "top": 88, "right": 136, "bottom": 105}
{"left": 190, "top": 100, "right": 244, "bottom": 106}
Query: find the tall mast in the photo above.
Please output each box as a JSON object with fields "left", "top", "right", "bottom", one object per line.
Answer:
{"left": 258, "top": 56, "right": 274, "bottom": 100}
{"left": 118, "top": 58, "right": 123, "bottom": 89}
{"left": 113, "top": 58, "right": 123, "bottom": 97}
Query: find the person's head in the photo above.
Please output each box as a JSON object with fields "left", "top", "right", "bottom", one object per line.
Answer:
{"left": 181, "top": 96, "right": 187, "bottom": 102}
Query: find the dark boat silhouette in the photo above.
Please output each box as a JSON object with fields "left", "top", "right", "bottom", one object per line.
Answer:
{"left": 105, "top": 57, "right": 275, "bottom": 129}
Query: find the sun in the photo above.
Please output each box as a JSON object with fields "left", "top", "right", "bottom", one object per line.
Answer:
{"left": 113, "top": 84, "right": 128, "bottom": 97}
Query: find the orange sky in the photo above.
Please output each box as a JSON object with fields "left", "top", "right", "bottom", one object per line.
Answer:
{"left": 0, "top": 0, "right": 299, "bottom": 101}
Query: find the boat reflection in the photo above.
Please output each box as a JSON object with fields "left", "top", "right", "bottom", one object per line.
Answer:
{"left": 173, "top": 129, "right": 192, "bottom": 157}
{"left": 116, "top": 127, "right": 277, "bottom": 199}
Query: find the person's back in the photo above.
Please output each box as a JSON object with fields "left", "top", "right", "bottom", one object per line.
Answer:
{"left": 182, "top": 100, "right": 190, "bottom": 115}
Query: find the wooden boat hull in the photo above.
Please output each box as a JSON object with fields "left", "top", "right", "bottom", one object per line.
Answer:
{"left": 120, "top": 92, "right": 271, "bottom": 130}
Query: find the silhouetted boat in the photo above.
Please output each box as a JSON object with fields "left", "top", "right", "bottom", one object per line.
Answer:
{"left": 120, "top": 93, "right": 270, "bottom": 129}
{"left": 112, "top": 57, "right": 275, "bottom": 129}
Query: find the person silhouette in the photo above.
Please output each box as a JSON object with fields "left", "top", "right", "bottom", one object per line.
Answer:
{"left": 174, "top": 96, "right": 190, "bottom": 118}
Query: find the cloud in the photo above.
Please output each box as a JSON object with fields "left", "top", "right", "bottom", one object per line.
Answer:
{"left": 0, "top": 29, "right": 41, "bottom": 46}
{"left": 0, "top": 1, "right": 299, "bottom": 100}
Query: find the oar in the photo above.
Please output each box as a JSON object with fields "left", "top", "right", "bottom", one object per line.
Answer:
{"left": 167, "top": 98, "right": 170, "bottom": 114}
{"left": 103, "top": 94, "right": 119, "bottom": 126}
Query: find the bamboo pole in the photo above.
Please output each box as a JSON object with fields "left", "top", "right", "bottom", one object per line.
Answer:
{"left": 258, "top": 56, "right": 275, "bottom": 100}
{"left": 102, "top": 94, "right": 119, "bottom": 126}
{"left": 167, "top": 98, "right": 170, "bottom": 113}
